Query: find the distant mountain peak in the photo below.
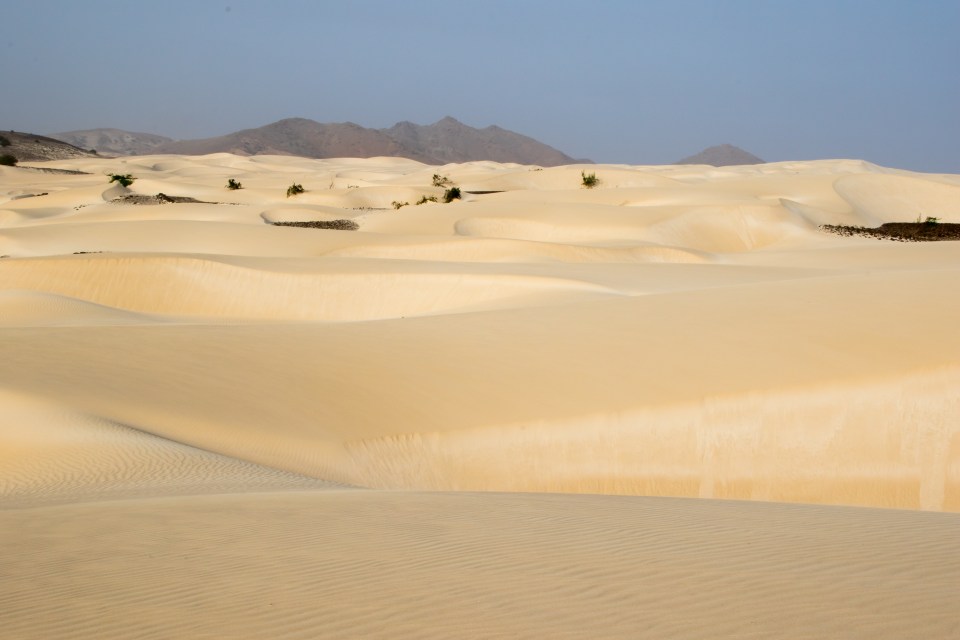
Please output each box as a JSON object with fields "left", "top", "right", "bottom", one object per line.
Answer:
{"left": 381, "top": 118, "right": 580, "bottom": 166}
{"left": 144, "top": 117, "right": 581, "bottom": 166}
{"left": 676, "top": 144, "right": 764, "bottom": 166}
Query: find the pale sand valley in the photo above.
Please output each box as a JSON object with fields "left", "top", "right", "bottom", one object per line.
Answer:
{"left": 1, "top": 153, "right": 959, "bottom": 638}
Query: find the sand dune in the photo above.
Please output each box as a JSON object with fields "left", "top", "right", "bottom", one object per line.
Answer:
{"left": 2, "top": 154, "right": 959, "bottom": 637}
{"left": 0, "top": 389, "right": 335, "bottom": 508}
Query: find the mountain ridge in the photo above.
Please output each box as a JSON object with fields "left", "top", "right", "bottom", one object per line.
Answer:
{"left": 46, "top": 123, "right": 765, "bottom": 168}
{"left": 0, "top": 130, "right": 99, "bottom": 162}
{"left": 50, "top": 128, "right": 173, "bottom": 157}
{"left": 50, "top": 117, "right": 583, "bottom": 166}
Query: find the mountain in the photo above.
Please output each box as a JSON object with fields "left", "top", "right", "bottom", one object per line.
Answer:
{"left": 150, "top": 117, "right": 581, "bottom": 166}
{"left": 382, "top": 116, "right": 580, "bottom": 166}
{"left": 675, "top": 144, "right": 764, "bottom": 166}
{"left": 0, "top": 130, "right": 98, "bottom": 162}
{"left": 152, "top": 118, "right": 413, "bottom": 160}
{"left": 51, "top": 129, "right": 173, "bottom": 156}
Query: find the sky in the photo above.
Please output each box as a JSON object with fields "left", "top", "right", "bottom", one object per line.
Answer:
{"left": 4, "top": 0, "right": 958, "bottom": 172}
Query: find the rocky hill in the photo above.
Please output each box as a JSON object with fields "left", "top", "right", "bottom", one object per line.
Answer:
{"left": 0, "top": 131, "right": 98, "bottom": 163}
{"left": 51, "top": 129, "right": 173, "bottom": 157}
{"left": 676, "top": 144, "right": 764, "bottom": 166}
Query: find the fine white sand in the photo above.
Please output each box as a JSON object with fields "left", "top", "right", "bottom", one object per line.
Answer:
{"left": 1, "top": 155, "right": 958, "bottom": 638}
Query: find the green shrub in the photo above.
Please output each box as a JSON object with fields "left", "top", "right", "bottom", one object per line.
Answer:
{"left": 432, "top": 173, "right": 452, "bottom": 187}
{"left": 108, "top": 173, "right": 135, "bottom": 187}
{"left": 581, "top": 171, "right": 599, "bottom": 188}
{"left": 924, "top": 216, "right": 940, "bottom": 225}
{"left": 443, "top": 186, "right": 461, "bottom": 203}
{"left": 0, "top": 154, "right": 17, "bottom": 166}
{"left": 0, "top": 135, "right": 10, "bottom": 147}
{"left": 286, "top": 183, "right": 305, "bottom": 197}
{"left": 227, "top": 178, "right": 242, "bottom": 190}
{"left": 392, "top": 200, "right": 409, "bottom": 209}
{"left": 415, "top": 195, "right": 437, "bottom": 205}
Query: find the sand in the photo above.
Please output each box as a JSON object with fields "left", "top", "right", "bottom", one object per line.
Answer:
{"left": 1, "top": 154, "right": 958, "bottom": 638}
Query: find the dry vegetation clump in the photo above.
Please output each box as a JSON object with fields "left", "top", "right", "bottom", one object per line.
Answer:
{"left": 271, "top": 220, "right": 359, "bottom": 231}
{"left": 111, "top": 193, "right": 213, "bottom": 205}
{"left": 820, "top": 219, "right": 960, "bottom": 242}
{"left": 286, "top": 183, "right": 305, "bottom": 197}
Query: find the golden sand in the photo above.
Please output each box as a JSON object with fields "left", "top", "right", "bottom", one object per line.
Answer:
{"left": 1, "top": 155, "right": 958, "bottom": 637}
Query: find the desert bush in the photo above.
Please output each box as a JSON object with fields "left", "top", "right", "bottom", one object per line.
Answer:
{"left": 581, "top": 171, "right": 599, "bottom": 188}
{"left": 432, "top": 173, "right": 452, "bottom": 188}
{"left": 0, "top": 135, "right": 10, "bottom": 147}
{"left": 415, "top": 195, "right": 438, "bottom": 205}
{"left": 272, "top": 220, "right": 358, "bottom": 231}
{"left": 443, "top": 187, "right": 461, "bottom": 203}
{"left": 392, "top": 200, "right": 409, "bottom": 209}
{"left": 0, "top": 154, "right": 17, "bottom": 166}
{"left": 227, "top": 178, "right": 242, "bottom": 190}
{"left": 286, "top": 183, "right": 305, "bottom": 197}
{"left": 108, "top": 173, "right": 135, "bottom": 187}
{"left": 924, "top": 216, "right": 940, "bottom": 225}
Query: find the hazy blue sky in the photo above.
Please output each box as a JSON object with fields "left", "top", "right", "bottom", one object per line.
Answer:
{"left": 4, "top": 0, "right": 958, "bottom": 171}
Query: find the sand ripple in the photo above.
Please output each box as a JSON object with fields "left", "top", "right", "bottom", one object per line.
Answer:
{"left": 1, "top": 491, "right": 957, "bottom": 639}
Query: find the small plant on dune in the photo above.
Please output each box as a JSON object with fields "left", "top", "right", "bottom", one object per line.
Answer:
{"left": 392, "top": 200, "right": 409, "bottom": 209}
{"left": 415, "top": 195, "right": 438, "bottom": 205}
{"left": 432, "top": 173, "right": 452, "bottom": 188}
{"left": 286, "top": 182, "right": 305, "bottom": 197}
{"left": 581, "top": 171, "right": 599, "bottom": 188}
{"left": 924, "top": 216, "right": 940, "bottom": 225}
{"left": 227, "top": 178, "right": 243, "bottom": 190}
{"left": 0, "top": 154, "right": 18, "bottom": 166}
{"left": 0, "top": 135, "right": 10, "bottom": 147}
{"left": 442, "top": 186, "right": 462, "bottom": 203}
{"left": 108, "top": 173, "right": 135, "bottom": 187}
